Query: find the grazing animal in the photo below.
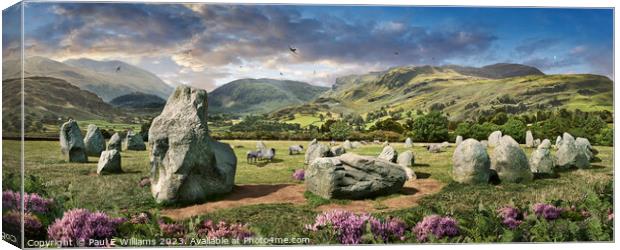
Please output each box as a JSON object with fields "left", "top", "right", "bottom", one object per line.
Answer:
{"left": 246, "top": 150, "right": 262, "bottom": 163}
{"left": 289, "top": 145, "right": 304, "bottom": 155}
{"left": 263, "top": 148, "right": 276, "bottom": 162}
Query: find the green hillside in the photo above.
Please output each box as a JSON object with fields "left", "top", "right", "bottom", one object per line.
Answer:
{"left": 2, "top": 77, "right": 124, "bottom": 134}
{"left": 208, "top": 78, "right": 329, "bottom": 114}
{"left": 302, "top": 64, "right": 612, "bottom": 121}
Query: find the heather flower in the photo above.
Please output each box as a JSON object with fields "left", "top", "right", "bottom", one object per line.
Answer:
{"left": 138, "top": 177, "right": 151, "bottom": 188}
{"left": 497, "top": 206, "right": 523, "bottom": 229}
{"left": 196, "top": 220, "right": 254, "bottom": 240}
{"left": 3, "top": 210, "right": 43, "bottom": 237}
{"left": 413, "top": 215, "right": 459, "bottom": 242}
{"left": 47, "top": 209, "right": 126, "bottom": 247}
{"left": 129, "top": 213, "right": 150, "bottom": 224}
{"left": 305, "top": 210, "right": 372, "bottom": 244}
{"left": 2, "top": 190, "right": 53, "bottom": 213}
{"left": 369, "top": 216, "right": 407, "bottom": 242}
{"left": 292, "top": 169, "right": 305, "bottom": 181}
{"left": 532, "top": 203, "right": 562, "bottom": 220}
{"left": 159, "top": 221, "right": 186, "bottom": 238}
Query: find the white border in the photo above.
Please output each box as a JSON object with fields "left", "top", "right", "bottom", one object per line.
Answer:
{"left": 0, "top": 1, "right": 617, "bottom": 250}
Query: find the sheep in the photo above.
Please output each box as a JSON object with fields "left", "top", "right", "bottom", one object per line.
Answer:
{"left": 289, "top": 145, "right": 304, "bottom": 155}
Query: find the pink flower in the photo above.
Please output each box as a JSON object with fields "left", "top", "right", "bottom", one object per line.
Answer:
{"left": 369, "top": 216, "right": 407, "bottom": 242}
{"left": 159, "top": 221, "right": 186, "bottom": 238}
{"left": 47, "top": 209, "right": 126, "bottom": 247}
{"left": 305, "top": 210, "right": 372, "bottom": 244}
{"left": 2, "top": 191, "right": 53, "bottom": 213}
{"left": 413, "top": 215, "right": 459, "bottom": 242}
{"left": 196, "top": 220, "right": 253, "bottom": 240}
{"left": 497, "top": 206, "right": 523, "bottom": 229}
{"left": 292, "top": 169, "right": 305, "bottom": 181}
{"left": 533, "top": 203, "right": 562, "bottom": 220}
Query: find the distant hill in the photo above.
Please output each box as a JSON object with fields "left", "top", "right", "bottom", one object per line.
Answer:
{"left": 110, "top": 92, "right": 166, "bottom": 109}
{"left": 283, "top": 63, "right": 612, "bottom": 121}
{"left": 2, "top": 56, "right": 173, "bottom": 101}
{"left": 2, "top": 77, "right": 122, "bottom": 123}
{"left": 207, "top": 78, "right": 329, "bottom": 114}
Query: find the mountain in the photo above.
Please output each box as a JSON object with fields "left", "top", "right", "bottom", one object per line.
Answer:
{"left": 110, "top": 92, "right": 166, "bottom": 109}
{"left": 2, "top": 56, "right": 173, "bottom": 101}
{"left": 293, "top": 63, "right": 612, "bottom": 121}
{"left": 2, "top": 77, "right": 122, "bottom": 123}
{"left": 207, "top": 78, "right": 329, "bottom": 114}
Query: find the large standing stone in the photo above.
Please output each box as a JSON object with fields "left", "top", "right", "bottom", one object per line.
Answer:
{"left": 305, "top": 153, "right": 407, "bottom": 199}
{"left": 575, "top": 137, "right": 594, "bottom": 161}
{"left": 59, "top": 119, "right": 88, "bottom": 163}
{"left": 148, "top": 86, "right": 237, "bottom": 204}
{"left": 488, "top": 130, "right": 502, "bottom": 147}
{"left": 84, "top": 124, "right": 106, "bottom": 157}
{"left": 452, "top": 139, "right": 490, "bottom": 184}
{"left": 556, "top": 133, "right": 590, "bottom": 169}
{"left": 404, "top": 138, "right": 413, "bottom": 148}
{"left": 107, "top": 133, "right": 122, "bottom": 151}
{"left": 529, "top": 139, "right": 554, "bottom": 174}
{"left": 124, "top": 130, "right": 146, "bottom": 151}
{"left": 525, "top": 130, "right": 534, "bottom": 148}
{"left": 97, "top": 149, "right": 122, "bottom": 175}
{"left": 455, "top": 135, "right": 463, "bottom": 147}
{"left": 305, "top": 142, "right": 331, "bottom": 164}
{"left": 378, "top": 145, "right": 398, "bottom": 162}
{"left": 397, "top": 150, "right": 415, "bottom": 168}
{"left": 491, "top": 135, "right": 533, "bottom": 183}
{"left": 330, "top": 145, "right": 346, "bottom": 156}
{"left": 351, "top": 141, "right": 362, "bottom": 148}
{"left": 343, "top": 140, "right": 353, "bottom": 150}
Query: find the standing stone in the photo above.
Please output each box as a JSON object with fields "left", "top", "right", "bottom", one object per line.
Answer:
{"left": 351, "top": 141, "right": 362, "bottom": 148}
{"left": 305, "top": 142, "right": 331, "bottom": 164}
{"left": 382, "top": 140, "right": 389, "bottom": 147}
{"left": 305, "top": 153, "right": 407, "bottom": 199}
{"left": 556, "top": 133, "right": 590, "bottom": 169}
{"left": 575, "top": 137, "right": 594, "bottom": 161}
{"left": 330, "top": 145, "right": 346, "bottom": 156}
{"left": 310, "top": 139, "right": 317, "bottom": 145}
{"left": 440, "top": 141, "right": 450, "bottom": 148}
{"left": 529, "top": 139, "right": 554, "bottom": 174}
{"left": 84, "top": 124, "right": 106, "bottom": 157}
{"left": 525, "top": 130, "right": 534, "bottom": 148}
{"left": 491, "top": 135, "right": 533, "bottom": 183}
{"left": 107, "top": 133, "right": 122, "bottom": 151}
{"left": 256, "top": 141, "right": 268, "bottom": 155}
{"left": 488, "top": 130, "right": 502, "bottom": 147}
{"left": 124, "top": 130, "right": 146, "bottom": 151}
{"left": 343, "top": 140, "right": 353, "bottom": 150}
{"left": 455, "top": 135, "right": 463, "bottom": 147}
{"left": 378, "top": 145, "right": 398, "bottom": 162}
{"left": 452, "top": 139, "right": 490, "bottom": 184}
{"left": 397, "top": 150, "right": 415, "bottom": 168}
{"left": 480, "top": 140, "right": 488, "bottom": 148}
{"left": 533, "top": 139, "right": 541, "bottom": 147}
{"left": 555, "top": 136, "right": 562, "bottom": 148}
{"left": 404, "top": 138, "right": 413, "bottom": 148}
{"left": 59, "top": 119, "right": 88, "bottom": 163}
{"left": 97, "top": 149, "right": 122, "bottom": 175}
{"left": 149, "top": 86, "right": 237, "bottom": 204}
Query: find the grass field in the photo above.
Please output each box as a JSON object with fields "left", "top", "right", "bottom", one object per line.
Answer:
{"left": 1, "top": 139, "right": 614, "bottom": 240}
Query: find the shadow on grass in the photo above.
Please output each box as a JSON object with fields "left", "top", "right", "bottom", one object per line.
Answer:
{"left": 160, "top": 184, "right": 295, "bottom": 208}
{"left": 399, "top": 186, "right": 420, "bottom": 195}
{"left": 413, "top": 163, "right": 430, "bottom": 167}
{"left": 249, "top": 158, "right": 285, "bottom": 167}
{"left": 415, "top": 172, "right": 431, "bottom": 179}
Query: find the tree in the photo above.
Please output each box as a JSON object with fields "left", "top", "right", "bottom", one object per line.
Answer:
{"left": 408, "top": 111, "right": 449, "bottom": 142}
{"left": 501, "top": 117, "right": 527, "bottom": 143}
{"left": 318, "top": 113, "right": 325, "bottom": 122}
{"left": 371, "top": 118, "right": 405, "bottom": 134}
{"left": 329, "top": 121, "right": 352, "bottom": 140}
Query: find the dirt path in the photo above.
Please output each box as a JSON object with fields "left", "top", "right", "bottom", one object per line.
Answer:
{"left": 161, "top": 179, "right": 444, "bottom": 220}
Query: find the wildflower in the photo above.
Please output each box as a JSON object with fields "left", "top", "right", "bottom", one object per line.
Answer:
{"left": 497, "top": 206, "right": 523, "bottom": 229}
{"left": 292, "top": 169, "right": 305, "bottom": 181}
{"left": 413, "top": 215, "right": 459, "bottom": 242}
{"left": 2, "top": 190, "right": 53, "bottom": 213}
{"left": 138, "top": 177, "right": 151, "bottom": 187}
{"left": 3, "top": 210, "right": 43, "bottom": 237}
{"left": 159, "top": 221, "right": 186, "bottom": 238}
{"left": 305, "top": 210, "right": 372, "bottom": 244}
{"left": 369, "top": 216, "right": 407, "bottom": 242}
{"left": 196, "top": 220, "right": 254, "bottom": 240}
{"left": 533, "top": 203, "right": 562, "bottom": 220}
{"left": 47, "top": 209, "right": 126, "bottom": 247}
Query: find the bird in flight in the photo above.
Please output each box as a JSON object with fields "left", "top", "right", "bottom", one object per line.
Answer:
{"left": 116, "top": 66, "right": 121, "bottom": 72}
{"left": 394, "top": 51, "right": 399, "bottom": 55}
{"left": 289, "top": 46, "right": 298, "bottom": 54}
{"left": 280, "top": 72, "right": 284, "bottom": 76}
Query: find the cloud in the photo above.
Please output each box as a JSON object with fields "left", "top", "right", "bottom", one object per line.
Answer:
{"left": 514, "top": 38, "right": 559, "bottom": 56}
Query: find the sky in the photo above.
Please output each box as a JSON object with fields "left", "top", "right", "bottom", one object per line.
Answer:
{"left": 2, "top": 3, "right": 614, "bottom": 90}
